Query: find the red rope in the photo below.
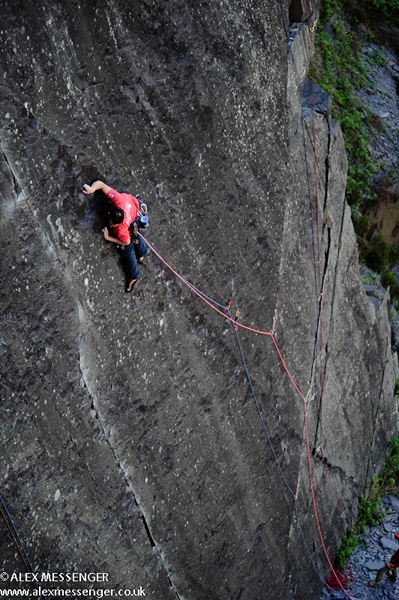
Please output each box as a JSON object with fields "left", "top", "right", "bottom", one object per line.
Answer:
{"left": 139, "top": 234, "right": 273, "bottom": 337}
{"left": 325, "top": 570, "right": 354, "bottom": 590}
{"left": 139, "top": 231, "right": 354, "bottom": 598}
{"left": 297, "top": 4, "right": 354, "bottom": 595}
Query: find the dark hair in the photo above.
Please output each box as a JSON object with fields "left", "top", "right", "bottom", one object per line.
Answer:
{"left": 109, "top": 207, "right": 124, "bottom": 224}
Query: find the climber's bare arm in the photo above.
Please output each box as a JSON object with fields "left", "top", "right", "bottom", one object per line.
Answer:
{"left": 83, "top": 180, "right": 111, "bottom": 195}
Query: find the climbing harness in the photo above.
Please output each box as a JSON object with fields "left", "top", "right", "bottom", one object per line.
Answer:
{"left": 129, "top": 195, "right": 149, "bottom": 235}
{"left": 136, "top": 195, "right": 149, "bottom": 229}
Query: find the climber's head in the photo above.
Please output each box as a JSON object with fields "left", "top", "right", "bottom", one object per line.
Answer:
{"left": 108, "top": 207, "right": 124, "bottom": 226}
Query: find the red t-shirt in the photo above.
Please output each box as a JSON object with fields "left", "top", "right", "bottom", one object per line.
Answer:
{"left": 106, "top": 188, "right": 140, "bottom": 244}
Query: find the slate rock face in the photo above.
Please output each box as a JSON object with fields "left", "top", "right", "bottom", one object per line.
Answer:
{"left": 0, "top": 2, "right": 398, "bottom": 600}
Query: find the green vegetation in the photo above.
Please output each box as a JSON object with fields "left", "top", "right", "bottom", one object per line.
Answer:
{"left": 381, "top": 271, "right": 399, "bottom": 298}
{"left": 313, "top": 14, "right": 373, "bottom": 208}
{"left": 316, "top": 5, "right": 399, "bottom": 569}
{"left": 336, "top": 437, "right": 399, "bottom": 568}
{"left": 335, "top": 527, "right": 358, "bottom": 568}
{"left": 314, "top": 1, "right": 399, "bottom": 296}
{"left": 319, "top": 0, "right": 399, "bottom": 26}
{"left": 343, "top": 0, "right": 399, "bottom": 25}
{"left": 359, "top": 235, "right": 399, "bottom": 273}
{"left": 379, "top": 437, "right": 399, "bottom": 493}
{"left": 370, "top": 46, "right": 387, "bottom": 67}
{"left": 360, "top": 267, "right": 379, "bottom": 285}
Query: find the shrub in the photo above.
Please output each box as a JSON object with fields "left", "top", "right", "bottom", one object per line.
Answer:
{"left": 363, "top": 234, "right": 392, "bottom": 272}
{"left": 342, "top": 0, "right": 399, "bottom": 25}
{"left": 335, "top": 489, "right": 384, "bottom": 568}
{"left": 335, "top": 437, "right": 399, "bottom": 568}
{"left": 335, "top": 527, "right": 359, "bottom": 568}
{"left": 379, "top": 437, "right": 399, "bottom": 494}
{"left": 381, "top": 271, "right": 399, "bottom": 298}
{"left": 313, "top": 8, "right": 374, "bottom": 207}
{"left": 315, "top": 3, "right": 399, "bottom": 297}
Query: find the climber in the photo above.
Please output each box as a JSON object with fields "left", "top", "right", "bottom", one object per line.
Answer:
{"left": 370, "top": 533, "right": 399, "bottom": 586}
{"left": 83, "top": 180, "right": 148, "bottom": 293}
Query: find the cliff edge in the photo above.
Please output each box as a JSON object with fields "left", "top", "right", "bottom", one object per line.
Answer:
{"left": 0, "top": 1, "right": 398, "bottom": 599}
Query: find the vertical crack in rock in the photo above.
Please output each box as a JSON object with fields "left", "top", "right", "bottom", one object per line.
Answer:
{"left": 302, "top": 113, "right": 334, "bottom": 454}
{"left": 313, "top": 119, "right": 333, "bottom": 452}
{"left": 316, "top": 125, "right": 350, "bottom": 460}
{"left": 364, "top": 360, "right": 390, "bottom": 489}
{"left": 76, "top": 363, "right": 182, "bottom": 600}
{"left": 2, "top": 135, "right": 182, "bottom": 595}
{"left": 0, "top": 147, "right": 22, "bottom": 197}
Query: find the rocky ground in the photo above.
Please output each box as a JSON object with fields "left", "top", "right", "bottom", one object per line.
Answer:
{"left": 319, "top": 494, "right": 399, "bottom": 600}
{"left": 356, "top": 43, "right": 399, "bottom": 178}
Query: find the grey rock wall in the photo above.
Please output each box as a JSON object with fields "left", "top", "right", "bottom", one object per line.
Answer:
{"left": 0, "top": 2, "right": 398, "bottom": 599}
